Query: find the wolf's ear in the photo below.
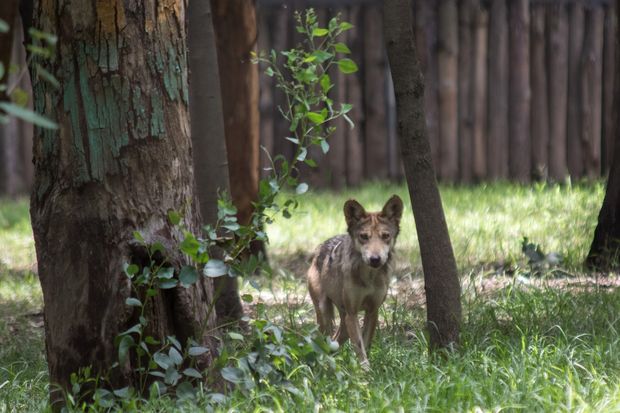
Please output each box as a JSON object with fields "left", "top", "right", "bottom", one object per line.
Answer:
{"left": 344, "top": 199, "right": 366, "bottom": 228}
{"left": 381, "top": 195, "right": 404, "bottom": 223}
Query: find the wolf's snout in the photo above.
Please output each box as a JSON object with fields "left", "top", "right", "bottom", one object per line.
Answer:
{"left": 369, "top": 256, "right": 382, "bottom": 268}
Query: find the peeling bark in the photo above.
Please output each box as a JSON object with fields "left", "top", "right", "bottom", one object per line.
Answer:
{"left": 30, "top": 0, "right": 218, "bottom": 405}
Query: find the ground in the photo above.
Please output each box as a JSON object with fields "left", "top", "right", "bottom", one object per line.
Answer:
{"left": 2, "top": 181, "right": 620, "bottom": 412}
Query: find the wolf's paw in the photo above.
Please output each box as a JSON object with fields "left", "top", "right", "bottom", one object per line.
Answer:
{"left": 360, "top": 359, "right": 371, "bottom": 372}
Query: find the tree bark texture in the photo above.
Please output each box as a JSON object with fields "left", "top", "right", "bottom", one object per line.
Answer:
{"left": 30, "top": 0, "right": 218, "bottom": 403}
{"left": 413, "top": 0, "right": 440, "bottom": 169}
{"left": 581, "top": 8, "right": 604, "bottom": 178}
{"left": 437, "top": 0, "right": 459, "bottom": 182}
{"left": 587, "top": 0, "right": 620, "bottom": 270}
{"left": 530, "top": 4, "right": 549, "bottom": 180}
{"left": 211, "top": 0, "right": 262, "bottom": 241}
{"left": 547, "top": 3, "right": 569, "bottom": 181}
{"left": 487, "top": 0, "right": 509, "bottom": 179}
{"left": 458, "top": 0, "right": 474, "bottom": 183}
{"left": 602, "top": 4, "right": 616, "bottom": 172}
{"left": 384, "top": 0, "right": 462, "bottom": 349}
{"left": 189, "top": 0, "right": 243, "bottom": 325}
{"left": 363, "top": 5, "right": 389, "bottom": 180}
{"left": 567, "top": 3, "right": 584, "bottom": 177}
{"left": 509, "top": 0, "right": 531, "bottom": 182}
{"left": 258, "top": 9, "right": 275, "bottom": 179}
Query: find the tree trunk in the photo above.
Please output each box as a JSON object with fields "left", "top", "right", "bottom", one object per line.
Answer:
{"left": 547, "top": 3, "right": 569, "bottom": 181}
{"left": 331, "top": 8, "right": 348, "bottom": 188}
{"left": 567, "top": 3, "right": 584, "bottom": 177}
{"left": 487, "top": 0, "right": 509, "bottom": 179}
{"left": 211, "top": 0, "right": 262, "bottom": 321}
{"left": 363, "top": 5, "right": 388, "bottom": 180}
{"left": 471, "top": 1, "right": 487, "bottom": 181}
{"left": 458, "top": 0, "right": 474, "bottom": 183}
{"left": 30, "top": 0, "right": 218, "bottom": 404}
{"left": 509, "top": 0, "right": 531, "bottom": 182}
{"left": 258, "top": 9, "right": 275, "bottom": 179}
{"left": 530, "top": 4, "right": 549, "bottom": 180}
{"left": 602, "top": 4, "right": 616, "bottom": 173}
{"left": 189, "top": 0, "right": 242, "bottom": 325}
{"left": 587, "top": 0, "right": 620, "bottom": 270}
{"left": 384, "top": 0, "right": 461, "bottom": 349}
{"left": 581, "top": 8, "right": 604, "bottom": 178}
{"left": 437, "top": 0, "right": 459, "bottom": 182}
{"left": 414, "top": 0, "right": 440, "bottom": 169}
{"left": 211, "top": 0, "right": 263, "bottom": 246}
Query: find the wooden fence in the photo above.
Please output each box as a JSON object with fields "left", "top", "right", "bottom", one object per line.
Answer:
{"left": 256, "top": 0, "right": 617, "bottom": 186}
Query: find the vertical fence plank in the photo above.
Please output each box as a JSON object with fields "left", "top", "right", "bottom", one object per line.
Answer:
{"left": 581, "top": 7, "right": 604, "bottom": 178}
{"left": 330, "top": 7, "right": 348, "bottom": 188}
{"left": 487, "top": 0, "right": 509, "bottom": 179}
{"left": 458, "top": 0, "right": 474, "bottom": 183}
{"left": 472, "top": 0, "right": 488, "bottom": 181}
{"left": 346, "top": 5, "right": 364, "bottom": 186}
{"left": 530, "top": 4, "right": 549, "bottom": 179}
{"left": 567, "top": 2, "right": 585, "bottom": 177}
{"left": 509, "top": 0, "right": 531, "bottom": 182}
{"left": 363, "top": 4, "right": 389, "bottom": 180}
{"left": 602, "top": 3, "right": 617, "bottom": 172}
{"left": 547, "top": 3, "right": 569, "bottom": 180}
{"left": 438, "top": 0, "right": 459, "bottom": 182}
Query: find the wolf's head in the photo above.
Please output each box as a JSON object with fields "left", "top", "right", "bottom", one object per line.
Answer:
{"left": 344, "top": 195, "right": 404, "bottom": 269}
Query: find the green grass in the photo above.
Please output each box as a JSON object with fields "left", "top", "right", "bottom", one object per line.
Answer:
{"left": 1, "top": 182, "right": 618, "bottom": 412}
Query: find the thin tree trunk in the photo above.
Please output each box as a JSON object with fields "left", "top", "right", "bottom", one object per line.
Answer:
{"left": 30, "top": 0, "right": 218, "bottom": 405}
{"left": 414, "top": 0, "right": 440, "bottom": 169}
{"left": 547, "top": 3, "right": 569, "bottom": 181}
{"left": 331, "top": 7, "right": 348, "bottom": 188}
{"left": 363, "top": 5, "right": 388, "bottom": 180}
{"left": 581, "top": 8, "right": 604, "bottom": 178}
{"left": 437, "top": 0, "right": 459, "bottom": 182}
{"left": 509, "top": 0, "right": 531, "bottom": 182}
{"left": 471, "top": 1, "right": 487, "bottom": 181}
{"left": 530, "top": 4, "right": 549, "bottom": 180}
{"left": 189, "top": 0, "right": 242, "bottom": 325}
{"left": 567, "top": 3, "right": 584, "bottom": 177}
{"left": 458, "top": 0, "right": 474, "bottom": 183}
{"left": 603, "top": 4, "right": 616, "bottom": 172}
{"left": 487, "top": 0, "right": 509, "bottom": 179}
{"left": 384, "top": 0, "right": 461, "bottom": 349}
{"left": 586, "top": 0, "right": 620, "bottom": 270}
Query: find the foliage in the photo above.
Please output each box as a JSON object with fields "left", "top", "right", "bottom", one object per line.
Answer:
{"left": 0, "top": 18, "right": 58, "bottom": 129}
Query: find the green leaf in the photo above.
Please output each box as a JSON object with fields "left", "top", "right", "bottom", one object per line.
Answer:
{"left": 305, "top": 158, "right": 318, "bottom": 168}
{"left": 295, "top": 183, "right": 308, "bottom": 195}
{"left": 320, "top": 74, "right": 331, "bottom": 93}
{"left": 221, "top": 367, "right": 246, "bottom": 384}
{"left": 125, "top": 297, "right": 142, "bottom": 307}
{"left": 320, "top": 139, "right": 330, "bottom": 154}
{"left": 334, "top": 42, "right": 351, "bottom": 54}
{"left": 164, "top": 366, "right": 181, "bottom": 386}
{"left": 176, "top": 381, "right": 196, "bottom": 400}
{"left": 35, "top": 64, "right": 60, "bottom": 88}
{"left": 307, "top": 112, "right": 325, "bottom": 125}
{"left": 179, "top": 265, "right": 198, "bottom": 287}
{"left": 228, "top": 332, "right": 244, "bottom": 341}
{"left": 340, "top": 103, "right": 353, "bottom": 114}
{"left": 29, "top": 28, "right": 58, "bottom": 45}
{"left": 167, "top": 335, "right": 182, "bottom": 350}
{"left": 133, "top": 231, "right": 145, "bottom": 243}
{"left": 337, "top": 58, "right": 358, "bottom": 74}
{"left": 285, "top": 136, "right": 299, "bottom": 144}
{"left": 0, "top": 19, "right": 9, "bottom": 33}
{"left": 241, "top": 294, "right": 253, "bottom": 303}
{"left": 188, "top": 346, "right": 209, "bottom": 356}
{"left": 182, "top": 368, "right": 203, "bottom": 379}
{"left": 169, "top": 347, "right": 183, "bottom": 366}
{"left": 124, "top": 263, "right": 139, "bottom": 277}
{"left": 0, "top": 102, "right": 58, "bottom": 130}
{"left": 203, "top": 259, "right": 228, "bottom": 277}
{"left": 118, "top": 335, "right": 134, "bottom": 365}
{"left": 265, "top": 66, "right": 274, "bottom": 77}
{"left": 311, "top": 50, "right": 333, "bottom": 63}
{"left": 153, "top": 352, "right": 171, "bottom": 369}
{"left": 167, "top": 210, "right": 181, "bottom": 225}
{"left": 112, "top": 387, "right": 130, "bottom": 399}
{"left": 157, "top": 267, "right": 175, "bottom": 280}
{"left": 296, "top": 147, "right": 307, "bottom": 162}
{"left": 180, "top": 233, "right": 200, "bottom": 256}
{"left": 339, "top": 22, "right": 354, "bottom": 31}
{"left": 312, "top": 27, "right": 329, "bottom": 37}
{"left": 158, "top": 279, "right": 178, "bottom": 289}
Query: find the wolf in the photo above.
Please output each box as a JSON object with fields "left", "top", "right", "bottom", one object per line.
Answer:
{"left": 307, "top": 195, "right": 404, "bottom": 368}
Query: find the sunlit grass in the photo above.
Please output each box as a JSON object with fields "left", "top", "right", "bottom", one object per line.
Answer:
{"left": 0, "top": 182, "right": 614, "bottom": 412}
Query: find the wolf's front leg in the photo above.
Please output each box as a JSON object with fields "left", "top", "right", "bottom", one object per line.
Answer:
{"left": 345, "top": 313, "right": 369, "bottom": 369}
{"left": 362, "top": 310, "right": 379, "bottom": 351}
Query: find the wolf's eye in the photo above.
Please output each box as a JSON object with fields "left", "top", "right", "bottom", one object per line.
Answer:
{"left": 381, "top": 232, "right": 390, "bottom": 240}
{"left": 359, "top": 233, "right": 370, "bottom": 242}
